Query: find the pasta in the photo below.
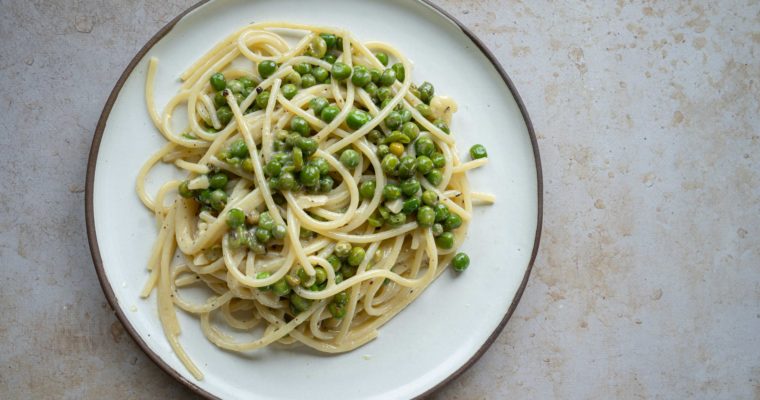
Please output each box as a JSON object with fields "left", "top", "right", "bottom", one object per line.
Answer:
{"left": 137, "top": 22, "right": 491, "bottom": 380}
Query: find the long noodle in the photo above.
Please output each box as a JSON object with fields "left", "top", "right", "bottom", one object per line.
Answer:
{"left": 137, "top": 22, "right": 492, "bottom": 380}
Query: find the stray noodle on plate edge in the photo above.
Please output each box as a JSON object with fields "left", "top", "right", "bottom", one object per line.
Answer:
{"left": 137, "top": 21, "right": 493, "bottom": 380}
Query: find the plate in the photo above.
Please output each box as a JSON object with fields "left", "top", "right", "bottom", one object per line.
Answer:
{"left": 85, "top": 0, "right": 542, "bottom": 398}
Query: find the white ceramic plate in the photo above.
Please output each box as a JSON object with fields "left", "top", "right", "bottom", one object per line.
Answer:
{"left": 86, "top": 0, "right": 542, "bottom": 399}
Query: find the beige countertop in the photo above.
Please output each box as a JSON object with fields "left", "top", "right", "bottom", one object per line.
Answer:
{"left": 1, "top": 0, "right": 758, "bottom": 398}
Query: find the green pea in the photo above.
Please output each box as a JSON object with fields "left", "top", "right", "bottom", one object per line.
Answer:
{"left": 340, "top": 148, "right": 360, "bottom": 169}
{"left": 418, "top": 81, "right": 434, "bottom": 103}
{"left": 258, "top": 60, "right": 277, "bottom": 79}
{"left": 290, "top": 293, "right": 312, "bottom": 312}
{"left": 426, "top": 169, "right": 443, "bottom": 186}
{"left": 432, "top": 223, "right": 444, "bottom": 237}
{"left": 401, "top": 122, "right": 419, "bottom": 141}
{"left": 346, "top": 109, "right": 370, "bottom": 129}
{"left": 397, "top": 155, "right": 416, "bottom": 178}
{"left": 377, "top": 206, "right": 391, "bottom": 220}
{"left": 314, "top": 266, "right": 328, "bottom": 284}
{"left": 327, "top": 254, "right": 342, "bottom": 272}
{"left": 310, "top": 157, "right": 329, "bottom": 176}
{"left": 209, "top": 172, "right": 228, "bottom": 189}
{"left": 414, "top": 137, "right": 435, "bottom": 156}
{"left": 384, "top": 130, "right": 410, "bottom": 144}
{"left": 431, "top": 152, "right": 446, "bottom": 168}
{"left": 381, "top": 154, "right": 400, "bottom": 174}
{"left": 435, "top": 232, "right": 455, "bottom": 249}
{"left": 178, "top": 180, "right": 193, "bottom": 198}
{"left": 258, "top": 211, "right": 275, "bottom": 230}
{"left": 367, "top": 129, "right": 383, "bottom": 144}
{"left": 444, "top": 212, "right": 463, "bottom": 231}
{"left": 385, "top": 111, "right": 402, "bottom": 130}
{"left": 210, "top": 72, "right": 226, "bottom": 91}
{"left": 368, "top": 211, "right": 384, "bottom": 227}
{"left": 386, "top": 213, "right": 406, "bottom": 227}
{"left": 359, "top": 180, "right": 376, "bottom": 199}
{"left": 228, "top": 226, "right": 247, "bottom": 248}
{"left": 256, "top": 271, "right": 271, "bottom": 288}
{"left": 351, "top": 66, "right": 371, "bottom": 87}
{"left": 329, "top": 302, "right": 346, "bottom": 319}
{"left": 323, "top": 53, "right": 337, "bottom": 64}
{"left": 238, "top": 77, "right": 255, "bottom": 89}
{"left": 296, "top": 137, "right": 318, "bottom": 154}
{"left": 213, "top": 91, "right": 226, "bottom": 107}
{"left": 241, "top": 158, "right": 254, "bottom": 172}
{"left": 227, "top": 79, "right": 244, "bottom": 94}
{"left": 377, "top": 86, "right": 392, "bottom": 102}
{"left": 417, "top": 205, "right": 435, "bottom": 227}
{"left": 285, "top": 71, "right": 301, "bottom": 85}
{"left": 197, "top": 189, "right": 212, "bottom": 204}
{"left": 369, "top": 68, "right": 382, "bottom": 83}
{"left": 421, "top": 190, "right": 438, "bottom": 206}
{"left": 415, "top": 103, "right": 432, "bottom": 119}
{"left": 376, "top": 144, "right": 390, "bottom": 159}
{"left": 470, "top": 144, "right": 488, "bottom": 159}
{"left": 380, "top": 99, "right": 392, "bottom": 110}
{"left": 285, "top": 132, "right": 300, "bottom": 147}
{"left": 319, "top": 176, "right": 334, "bottom": 193}
{"left": 228, "top": 139, "right": 248, "bottom": 158}
{"left": 312, "top": 66, "right": 329, "bottom": 83}
{"left": 250, "top": 240, "right": 267, "bottom": 254}
{"left": 272, "top": 279, "right": 291, "bottom": 296}
{"left": 301, "top": 73, "right": 317, "bottom": 88}
{"left": 234, "top": 92, "right": 245, "bottom": 105}
{"left": 416, "top": 156, "right": 433, "bottom": 175}
{"left": 297, "top": 268, "right": 310, "bottom": 285}
{"left": 255, "top": 90, "right": 270, "bottom": 109}
{"left": 309, "top": 97, "right": 329, "bottom": 114}
{"left": 226, "top": 208, "right": 245, "bottom": 228}
{"left": 255, "top": 226, "right": 271, "bottom": 242}
{"left": 265, "top": 160, "right": 282, "bottom": 177}
{"left": 401, "top": 197, "right": 420, "bottom": 214}
{"left": 309, "top": 36, "right": 328, "bottom": 58}
{"left": 331, "top": 62, "right": 352, "bottom": 81}
{"left": 433, "top": 119, "right": 450, "bottom": 134}
{"left": 320, "top": 104, "right": 340, "bottom": 122}
{"left": 267, "top": 177, "right": 279, "bottom": 190}
{"left": 282, "top": 83, "right": 298, "bottom": 100}
{"left": 294, "top": 63, "right": 311, "bottom": 75}
{"left": 209, "top": 189, "right": 227, "bottom": 211}
{"left": 374, "top": 52, "right": 389, "bottom": 66}
{"left": 334, "top": 241, "right": 352, "bottom": 259}
{"left": 290, "top": 116, "right": 310, "bottom": 136}
{"left": 347, "top": 246, "right": 366, "bottom": 266}
{"left": 278, "top": 172, "right": 296, "bottom": 190}
{"left": 364, "top": 82, "right": 378, "bottom": 98}
{"left": 399, "top": 108, "right": 412, "bottom": 122}
{"left": 217, "top": 106, "right": 233, "bottom": 125}
{"left": 320, "top": 33, "right": 337, "bottom": 49}
{"left": 391, "top": 63, "right": 405, "bottom": 82}
{"left": 379, "top": 68, "right": 396, "bottom": 87}
{"left": 400, "top": 178, "right": 420, "bottom": 196}
{"left": 382, "top": 184, "right": 402, "bottom": 200}
{"left": 434, "top": 204, "right": 450, "bottom": 223}
{"left": 300, "top": 164, "right": 320, "bottom": 187}
{"left": 271, "top": 223, "right": 287, "bottom": 240}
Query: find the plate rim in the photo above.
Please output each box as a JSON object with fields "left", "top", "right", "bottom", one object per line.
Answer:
{"left": 84, "top": 1, "right": 544, "bottom": 398}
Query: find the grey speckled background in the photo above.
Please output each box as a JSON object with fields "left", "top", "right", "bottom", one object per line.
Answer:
{"left": 1, "top": 0, "right": 759, "bottom": 399}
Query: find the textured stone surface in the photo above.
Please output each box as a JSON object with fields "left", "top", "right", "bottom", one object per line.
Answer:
{"left": 1, "top": 0, "right": 758, "bottom": 399}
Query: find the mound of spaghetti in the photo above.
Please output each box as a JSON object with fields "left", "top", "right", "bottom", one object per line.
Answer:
{"left": 137, "top": 22, "right": 492, "bottom": 379}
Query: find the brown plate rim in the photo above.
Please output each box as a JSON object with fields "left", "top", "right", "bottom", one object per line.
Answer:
{"left": 84, "top": 1, "right": 543, "bottom": 399}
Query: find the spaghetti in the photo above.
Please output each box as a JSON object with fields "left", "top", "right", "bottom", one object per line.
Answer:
{"left": 137, "top": 22, "right": 492, "bottom": 380}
